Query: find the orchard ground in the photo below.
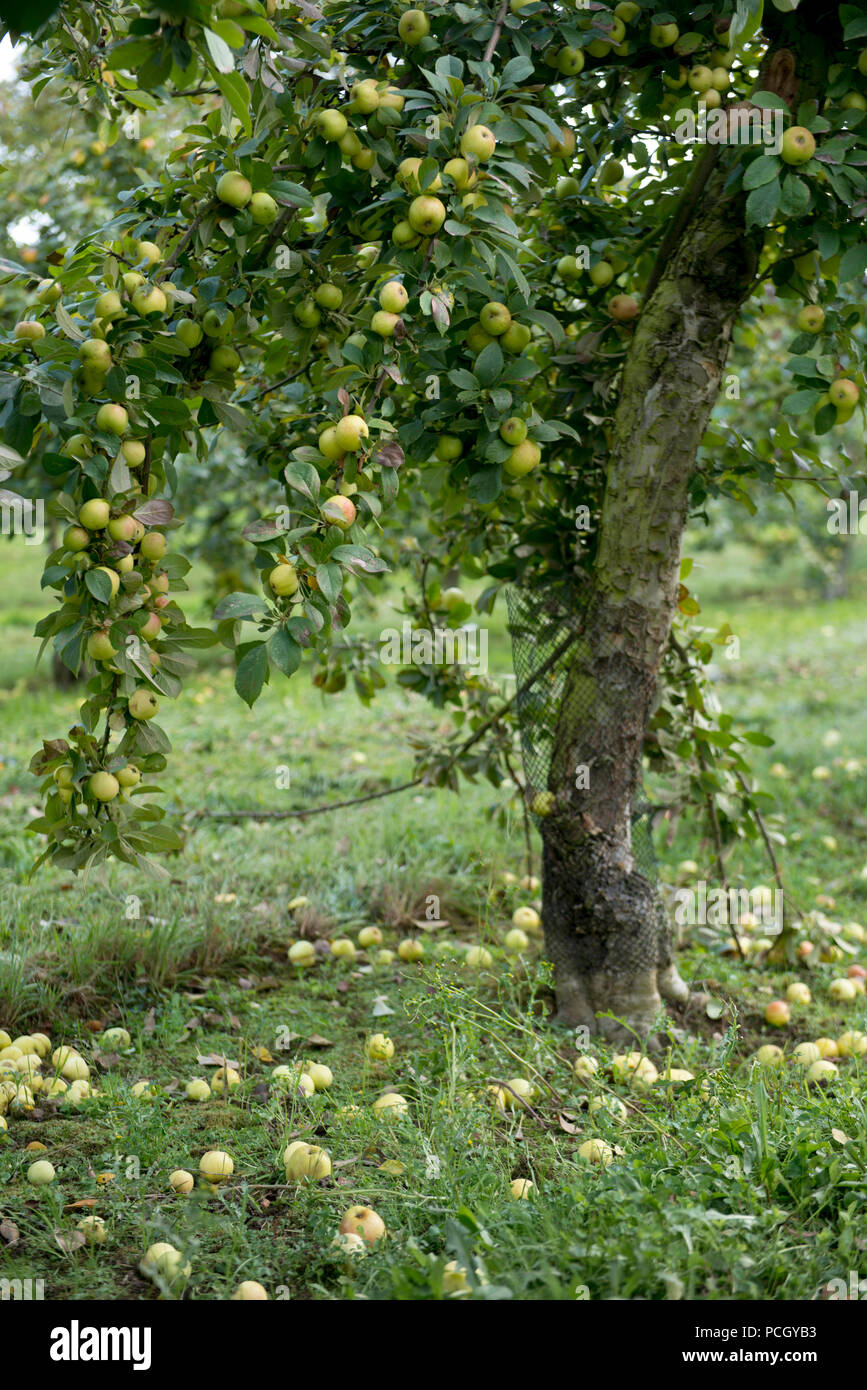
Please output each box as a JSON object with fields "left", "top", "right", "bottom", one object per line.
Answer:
{"left": 1, "top": 537, "right": 866, "bottom": 1301}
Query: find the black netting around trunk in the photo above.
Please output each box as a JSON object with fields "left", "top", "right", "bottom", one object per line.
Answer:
{"left": 505, "top": 580, "right": 661, "bottom": 886}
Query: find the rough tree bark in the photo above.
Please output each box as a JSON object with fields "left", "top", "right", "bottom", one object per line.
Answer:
{"left": 542, "top": 163, "right": 763, "bottom": 1034}
{"left": 540, "top": 4, "right": 841, "bottom": 1035}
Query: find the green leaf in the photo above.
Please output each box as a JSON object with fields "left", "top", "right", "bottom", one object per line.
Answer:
{"left": 742, "top": 155, "right": 780, "bottom": 190}
{"left": 474, "top": 341, "right": 503, "bottom": 388}
{"left": 214, "top": 71, "right": 252, "bottom": 137}
{"left": 84, "top": 569, "right": 113, "bottom": 605}
{"left": 745, "top": 178, "right": 780, "bottom": 228}
{"left": 779, "top": 174, "right": 811, "bottom": 218}
{"left": 269, "top": 628, "right": 302, "bottom": 677}
{"left": 0, "top": 0, "right": 62, "bottom": 30}
{"left": 781, "top": 388, "right": 823, "bottom": 415}
{"left": 213, "top": 591, "right": 264, "bottom": 621}
{"left": 838, "top": 243, "right": 867, "bottom": 281}
{"left": 330, "top": 545, "right": 388, "bottom": 575}
{"left": 284, "top": 460, "right": 321, "bottom": 503}
{"left": 315, "top": 562, "right": 343, "bottom": 602}
{"left": 204, "top": 28, "right": 235, "bottom": 73}
{"left": 235, "top": 642, "right": 269, "bottom": 707}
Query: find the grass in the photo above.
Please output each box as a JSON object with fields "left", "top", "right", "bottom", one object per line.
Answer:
{"left": 0, "top": 534, "right": 865, "bottom": 1301}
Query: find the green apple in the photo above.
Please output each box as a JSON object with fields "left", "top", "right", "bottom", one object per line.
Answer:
{"left": 78, "top": 498, "right": 111, "bottom": 530}
{"left": 480, "top": 300, "right": 511, "bottom": 336}
{"left": 356, "top": 244, "right": 379, "bottom": 268}
{"left": 504, "top": 439, "right": 541, "bottom": 477}
{"left": 140, "top": 612, "right": 162, "bottom": 640}
{"left": 650, "top": 22, "right": 679, "bottom": 46}
{"left": 688, "top": 65, "right": 713, "bottom": 94}
{"left": 841, "top": 92, "right": 867, "bottom": 111}
{"left": 96, "top": 403, "right": 128, "bottom": 436}
{"left": 64, "top": 525, "right": 91, "bottom": 552}
{"left": 443, "top": 157, "right": 475, "bottom": 188}
{"left": 136, "top": 240, "right": 162, "bottom": 266}
{"left": 132, "top": 284, "right": 167, "bottom": 316}
{"left": 270, "top": 563, "right": 299, "bottom": 596}
{"left": 122, "top": 272, "right": 145, "bottom": 295}
{"left": 318, "top": 425, "right": 343, "bottom": 458}
{"left": 314, "top": 283, "right": 343, "bottom": 311}
{"left": 500, "top": 321, "right": 531, "bottom": 353}
{"left": 435, "top": 434, "right": 463, "bottom": 462}
{"left": 710, "top": 67, "right": 729, "bottom": 91}
{"left": 216, "top": 170, "right": 252, "bottom": 207}
{"left": 398, "top": 8, "right": 429, "bottom": 44}
{"left": 14, "top": 320, "right": 45, "bottom": 341}
{"left": 175, "top": 318, "right": 203, "bottom": 349}
{"left": 250, "top": 190, "right": 279, "bottom": 225}
{"left": 499, "top": 417, "right": 527, "bottom": 446}
{"left": 558, "top": 255, "right": 581, "bottom": 279}
{"left": 379, "top": 280, "right": 409, "bottom": 314}
{"left": 62, "top": 433, "right": 92, "bottom": 460}
{"left": 317, "top": 109, "right": 348, "bottom": 142}
{"left": 117, "top": 764, "right": 141, "bottom": 788}
{"left": 334, "top": 414, "right": 369, "bottom": 451}
{"left": 210, "top": 345, "right": 241, "bottom": 372}
{"left": 589, "top": 260, "right": 615, "bottom": 287}
{"left": 95, "top": 291, "right": 123, "bottom": 320}
{"left": 408, "top": 195, "right": 447, "bottom": 235}
{"left": 829, "top": 377, "right": 859, "bottom": 407}
{"left": 466, "top": 322, "right": 494, "bottom": 353}
{"left": 128, "top": 689, "right": 159, "bottom": 720}
{"left": 781, "top": 127, "right": 816, "bottom": 165}
{"left": 89, "top": 771, "right": 120, "bottom": 802}
{"left": 294, "top": 297, "right": 322, "bottom": 328}
{"left": 460, "top": 124, "right": 496, "bottom": 161}
{"left": 555, "top": 175, "right": 581, "bottom": 199}
{"left": 371, "top": 309, "right": 400, "bottom": 336}
{"left": 122, "top": 440, "right": 147, "bottom": 467}
{"left": 202, "top": 308, "right": 235, "bottom": 339}
{"left": 796, "top": 304, "right": 825, "bottom": 333}
{"left": 36, "top": 278, "right": 61, "bottom": 304}
{"left": 87, "top": 629, "right": 117, "bottom": 661}
{"left": 556, "top": 46, "right": 584, "bottom": 76}
{"left": 108, "top": 515, "right": 138, "bottom": 543}
{"left": 351, "top": 79, "right": 380, "bottom": 113}
{"left": 26, "top": 1160, "right": 56, "bottom": 1184}
{"left": 614, "top": 1, "right": 639, "bottom": 20}
{"left": 392, "top": 219, "right": 421, "bottom": 247}
{"left": 352, "top": 147, "right": 376, "bottom": 171}
{"left": 140, "top": 531, "right": 167, "bottom": 560}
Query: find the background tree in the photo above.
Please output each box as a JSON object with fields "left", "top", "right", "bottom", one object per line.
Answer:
{"left": 1, "top": 0, "right": 866, "bottom": 1036}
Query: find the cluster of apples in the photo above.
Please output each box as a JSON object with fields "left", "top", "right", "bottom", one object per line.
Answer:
{"left": 754, "top": 1027, "right": 867, "bottom": 1085}
{"left": 288, "top": 921, "right": 429, "bottom": 969}
{"left": 0, "top": 1029, "right": 122, "bottom": 1129}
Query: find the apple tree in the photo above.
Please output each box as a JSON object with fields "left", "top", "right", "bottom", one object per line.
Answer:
{"left": 2, "top": 0, "right": 866, "bottom": 1036}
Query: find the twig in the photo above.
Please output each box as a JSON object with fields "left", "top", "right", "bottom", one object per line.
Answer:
{"left": 483, "top": 0, "right": 509, "bottom": 64}
{"left": 156, "top": 205, "right": 211, "bottom": 281}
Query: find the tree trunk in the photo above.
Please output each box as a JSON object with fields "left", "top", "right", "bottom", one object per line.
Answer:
{"left": 542, "top": 163, "right": 764, "bottom": 1036}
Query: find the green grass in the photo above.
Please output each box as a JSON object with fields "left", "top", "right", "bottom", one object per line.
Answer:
{"left": 0, "top": 537, "right": 866, "bottom": 1301}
